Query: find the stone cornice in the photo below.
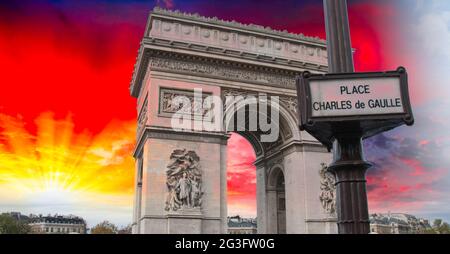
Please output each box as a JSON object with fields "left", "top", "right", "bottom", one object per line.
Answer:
{"left": 305, "top": 218, "right": 337, "bottom": 223}
{"left": 133, "top": 126, "right": 229, "bottom": 158}
{"left": 130, "top": 47, "right": 327, "bottom": 97}
{"left": 151, "top": 7, "right": 326, "bottom": 45}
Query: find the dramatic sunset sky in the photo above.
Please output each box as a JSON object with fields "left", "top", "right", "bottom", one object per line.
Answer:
{"left": 1, "top": 0, "right": 449, "bottom": 227}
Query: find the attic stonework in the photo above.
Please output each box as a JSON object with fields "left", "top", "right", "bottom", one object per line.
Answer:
{"left": 130, "top": 8, "right": 328, "bottom": 97}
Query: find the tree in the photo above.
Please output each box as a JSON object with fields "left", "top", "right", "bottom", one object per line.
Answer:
{"left": 435, "top": 220, "right": 450, "bottom": 234}
{"left": 422, "top": 227, "right": 437, "bottom": 234}
{"left": 90, "top": 221, "right": 118, "bottom": 234}
{"left": 424, "top": 219, "right": 450, "bottom": 234}
{"left": 433, "top": 219, "right": 443, "bottom": 228}
{"left": 117, "top": 224, "right": 132, "bottom": 234}
{"left": 440, "top": 222, "right": 450, "bottom": 234}
{"left": 0, "top": 214, "right": 30, "bottom": 234}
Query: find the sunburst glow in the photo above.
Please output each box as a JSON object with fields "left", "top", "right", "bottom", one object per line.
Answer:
{"left": 0, "top": 112, "right": 135, "bottom": 207}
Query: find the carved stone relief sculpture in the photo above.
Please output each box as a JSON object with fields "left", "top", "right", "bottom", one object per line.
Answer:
{"left": 319, "top": 163, "right": 336, "bottom": 215}
{"left": 279, "top": 96, "right": 298, "bottom": 115}
{"left": 165, "top": 149, "right": 203, "bottom": 212}
{"left": 159, "top": 88, "right": 211, "bottom": 117}
{"left": 137, "top": 97, "right": 148, "bottom": 137}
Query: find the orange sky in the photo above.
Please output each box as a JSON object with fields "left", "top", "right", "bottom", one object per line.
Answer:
{"left": 1, "top": 0, "right": 447, "bottom": 226}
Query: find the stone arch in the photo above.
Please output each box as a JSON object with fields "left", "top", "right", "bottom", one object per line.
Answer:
{"left": 222, "top": 93, "right": 301, "bottom": 158}
{"left": 267, "top": 164, "right": 285, "bottom": 190}
{"left": 130, "top": 8, "right": 336, "bottom": 234}
{"left": 266, "top": 165, "right": 286, "bottom": 234}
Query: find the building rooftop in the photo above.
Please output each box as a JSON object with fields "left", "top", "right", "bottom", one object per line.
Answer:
{"left": 28, "top": 214, "right": 86, "bottom": 225}
{"left": 227, "top": 215, "right": 257, "bottom": 228}
{"left": 370, "top": 213, "right": 431, "bottom": 228}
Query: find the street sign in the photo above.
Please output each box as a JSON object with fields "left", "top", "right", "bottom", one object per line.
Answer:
{"left": 296, "top": 67, "right": 414, "bottom": 149}
{"left": 316, "top": 0, "right": 416, "bottom": 234}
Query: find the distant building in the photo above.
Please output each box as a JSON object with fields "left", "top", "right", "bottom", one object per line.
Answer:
{"left": 227, "top": 216, "right": 257, "bottom": 234}
{"left": 369, "top": 213, "right": 431, "bottom": 234}
{"left": 28, "top": 214, "right": 87, "bottom": 234}
{"left": 5, "top": 212, "right": 30, "bottom": 222}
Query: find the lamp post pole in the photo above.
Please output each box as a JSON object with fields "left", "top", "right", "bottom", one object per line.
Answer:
{"left": 323, "top": 0, "right": 371, "bottom": 234}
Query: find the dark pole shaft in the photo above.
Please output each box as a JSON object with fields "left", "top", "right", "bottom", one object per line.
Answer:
{"left": 324, "top": 0, "right": 354, "bottom": 73}
{"left": 330, "top": 133, "right": 371, "bottom": 234}
{"left": 323, "top": 0, "right": 371, "bottom": 234}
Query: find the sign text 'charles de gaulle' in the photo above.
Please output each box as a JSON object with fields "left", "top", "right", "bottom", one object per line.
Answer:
{"left": 296, "top": 67, "right": 414, "bottom": 149}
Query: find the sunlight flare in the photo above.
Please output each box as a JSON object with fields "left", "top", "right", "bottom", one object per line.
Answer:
{"left": 0, "top": 112, "right": 135, "bottom": 206}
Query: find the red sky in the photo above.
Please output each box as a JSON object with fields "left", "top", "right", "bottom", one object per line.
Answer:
{"left": 0, "top": 0, "right": 443, "bottom": 225}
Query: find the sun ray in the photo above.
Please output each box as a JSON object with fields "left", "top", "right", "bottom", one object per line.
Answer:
{"left": 0, "top": 112, "right": 135, "bottom": 208}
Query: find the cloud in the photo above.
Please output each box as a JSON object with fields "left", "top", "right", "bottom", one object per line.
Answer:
{"left": 89, "top": 139, "right": 134, "bottom": 166}
{"left": 411, "top": 1, "right": 450, "bottom": 87}
{"left": 364, "top": 130, "right": 449, "bottom": 216}
{"left": 354, "top": 0, "right": 450, "bottom": 222}
{"left": 416, "top": 10, "right": 450, "bottom": 59}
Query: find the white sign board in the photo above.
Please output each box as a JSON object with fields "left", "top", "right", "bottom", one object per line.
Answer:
{"left": 309, "top": 76, "right": 405, "bottom": 117}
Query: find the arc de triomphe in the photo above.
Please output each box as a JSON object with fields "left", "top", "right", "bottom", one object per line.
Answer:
{"left": 130, "top": 7, "right": 337, "bottom": 234}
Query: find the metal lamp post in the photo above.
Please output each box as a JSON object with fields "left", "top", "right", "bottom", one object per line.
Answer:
{"left": 323, "top": 0, "right": 371, "bottom": 234}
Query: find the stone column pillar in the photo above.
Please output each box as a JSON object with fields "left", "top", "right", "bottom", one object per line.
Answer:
{"left": 131, "top": 158, "right": 140, "bottom": 234}
{"left": 219, "top": 140, "right": 229, "bottom": 234}
{"left": 266, "top": 189, "right": 278, "bottom": 233}
{"left": 133, "top": 173, "right": 143, "bottom": 233}
{"left": 138, "top": 129, "right": 228, "bottom": 234}
{"left": 282, "top": 149, "right": 307, "bottom": 233}
{"left": 255, "top": 162, "right": 268, "bottom": 234}
{"left": 302, "top": 145, "right": 337, "bottom": 234}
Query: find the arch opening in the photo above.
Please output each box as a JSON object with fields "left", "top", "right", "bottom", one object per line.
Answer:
{"left": 225, "top": 99, "right": 295, "bottom": 234}
{"left": 267, "top": 166, "right": 286, "bottom": 234}
{"left": 226, "top": 133, "right": 257, "bottom": 234}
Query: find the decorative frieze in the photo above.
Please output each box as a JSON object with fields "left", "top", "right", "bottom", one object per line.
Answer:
{"left": 149, "top": 54, "right": 297, "bottom": 89}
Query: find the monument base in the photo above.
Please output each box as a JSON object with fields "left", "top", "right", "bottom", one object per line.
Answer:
{"left": 305, "top": 217, "right": 338, "bottom": 234}
{"left": 167, "top": 207, "right": 203, "bottom": 234}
